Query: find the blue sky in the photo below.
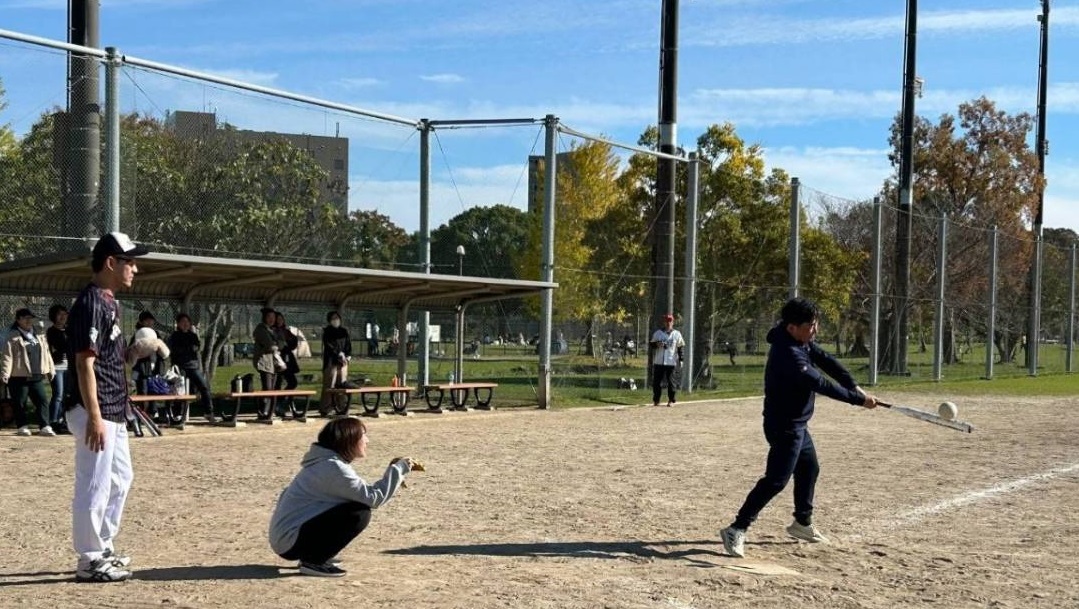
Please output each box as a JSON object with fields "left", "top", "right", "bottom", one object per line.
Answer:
{"left": 2, "top": 0, "right": 1078, "bottom": 234}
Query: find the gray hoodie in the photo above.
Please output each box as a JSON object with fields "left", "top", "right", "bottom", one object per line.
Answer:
{"left": 268, "top": 444, "right": 411, "bottom": 555}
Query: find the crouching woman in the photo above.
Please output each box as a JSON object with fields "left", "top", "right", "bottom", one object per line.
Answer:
{"left": 268, "top": 417, "right": 415, "bottom": 577}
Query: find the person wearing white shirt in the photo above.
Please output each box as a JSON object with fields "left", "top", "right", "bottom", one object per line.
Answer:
{"left": 649, "top": 313, "right": 685, "bottom": 407}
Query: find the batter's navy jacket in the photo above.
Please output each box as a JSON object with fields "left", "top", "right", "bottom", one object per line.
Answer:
{"left": 762, "top": 324, "right": 865, "bottom": 425}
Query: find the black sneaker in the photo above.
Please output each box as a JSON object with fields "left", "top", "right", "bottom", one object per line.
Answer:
{"left": 298, "top": 561, "right": 346, "bottom": 577}
{"left": 76, "top": 558, "right": 131, "bottom": 583}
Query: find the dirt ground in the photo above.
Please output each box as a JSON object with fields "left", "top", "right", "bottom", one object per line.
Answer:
{"left": 1, "top": 393, "right": 1077, "bottom": 609}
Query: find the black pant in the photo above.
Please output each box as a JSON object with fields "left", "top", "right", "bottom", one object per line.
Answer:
{"left": 8, "top": 376, "right": 49, "bottom": 429}
{"left": 652, "top": 364, "right": 677, "bottom": 405}
{"left": 733, "top": 422, "right": 820, "bottom": 530}
{"left": 274, "top": 371, "right": 298, "bottom": 415}
{"left": 182, "top": 365, "right": 214, "bottom": 414}
{"left": 279, "top": 502, "right": 371, "bottom": 565}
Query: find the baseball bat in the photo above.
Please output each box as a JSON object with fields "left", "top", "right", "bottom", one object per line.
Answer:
{"left": 132, "top": 404, "right": 162, "bottom": 437}
{"left": 877, "top": 401, "right": 974, "bottom": 433}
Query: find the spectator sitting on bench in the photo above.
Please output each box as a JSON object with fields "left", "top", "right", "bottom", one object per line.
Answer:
{"left": 319, "top": 311, "right": 352, "bottom": 416}
{"left": 130, "top": 311, "right": 168, "bottom": 421}
{"left": 268, "top": 417, "right": 417, "bottom": 577}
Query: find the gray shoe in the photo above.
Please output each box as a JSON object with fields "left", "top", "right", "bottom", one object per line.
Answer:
{"left": 786, "top": 521, "right": 829, "bottom": 543}
{"left": 720, "top": 526, "right": 746, "bottom": 558}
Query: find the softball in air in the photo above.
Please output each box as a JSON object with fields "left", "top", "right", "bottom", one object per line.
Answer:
{"left": 938, "top": 401, "right": 958, "bottom": 421}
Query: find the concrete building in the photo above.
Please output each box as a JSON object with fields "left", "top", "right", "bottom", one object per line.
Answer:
{"left": 165, "top": 110, "right": 349, "bottom": 214}
{"left": 526, "top": 152, "right": 574, "bottom": 214}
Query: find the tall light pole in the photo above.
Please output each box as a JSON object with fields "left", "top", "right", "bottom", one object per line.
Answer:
{"left": 893, "top": 0, "right": 918, "bottom": 375}
{"left": 456, "top": 244, "right": 465, "bottom": 276}
{"left": 1028, "top": 0, "right": 1050, "bottom": 374}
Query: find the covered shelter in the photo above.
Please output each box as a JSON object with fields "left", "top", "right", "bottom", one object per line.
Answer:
{"left": 0, "top": 251, "right": 556, "bottom": 390}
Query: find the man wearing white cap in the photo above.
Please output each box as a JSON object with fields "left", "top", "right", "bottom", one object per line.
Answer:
{"left": 65, "top": 232, "right": 149, "bottom": 582}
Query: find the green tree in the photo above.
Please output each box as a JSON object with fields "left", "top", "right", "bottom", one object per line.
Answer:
{"left": 880, "top": 97, "right": 1041, "bottom": 365}
{"left": 515, "top": 140, "right": 622, "bottom": 348}
{"left": 0, "top": 78, "right": 15, "bottom": 155}
{"left": 335, "top": 209, "right": 409, "bottom": 269}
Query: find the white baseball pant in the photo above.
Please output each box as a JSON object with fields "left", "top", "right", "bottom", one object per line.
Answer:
{"left": 67, "top": 405, "right": 134, "bottom": 568}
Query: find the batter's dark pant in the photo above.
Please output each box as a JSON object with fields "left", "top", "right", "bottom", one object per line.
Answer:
{"left": 733, "top": 422, "right": 820, "bottom": 530}
{"left": 279, "top": 502, "right": 371, "bottom": 565}
{"left": 652, "top": 364, "right": 677, "bottom": 405}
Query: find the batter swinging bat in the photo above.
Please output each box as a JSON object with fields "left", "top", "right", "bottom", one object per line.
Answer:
{"left": 877, "top": 401, "right": 974, "bottom": 433}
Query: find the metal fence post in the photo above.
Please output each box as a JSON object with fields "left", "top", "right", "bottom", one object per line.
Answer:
{"left": 681, "top": 151, "right": 698, "bottom": 392}
{"left": 789, "top": 177, "right": 800, "bottom": 299}
{"left": 538, "top": 115, "right": 557, "bottom": 409}
{"left": 104, "top": 46, "right": 120, "bottom": 233}
{"left": 985, "top": 226, "right": 998, "bottom": 379}
{"left": 1068, "top": 242, "right": 1076, "bottom": 373}
{"left": 869, "top": 197, "right": 882, "bottom": 386}
{"left": 932, "top": 213, "right": 947, "bottom": 381}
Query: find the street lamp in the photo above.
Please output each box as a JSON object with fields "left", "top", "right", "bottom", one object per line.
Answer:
{"left": 456, "top": 245, "right": 465, "bottom": 276}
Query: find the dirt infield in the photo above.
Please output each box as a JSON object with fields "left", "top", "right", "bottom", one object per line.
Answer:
{"left": 1, "top": 393, "right": 1077, "bottom": 608}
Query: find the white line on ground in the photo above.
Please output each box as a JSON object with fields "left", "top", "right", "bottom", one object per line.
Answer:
{"left": 893, "top": 462, "right": 1079, "bottom": 526}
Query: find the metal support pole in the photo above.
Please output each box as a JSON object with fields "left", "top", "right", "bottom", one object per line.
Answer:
{"left": 67, "top": 0, "right": 101, "bottom": 245}
{"left": 104, "top": 46, "right": 120, "bottom": 233}
{"left": 652, "top": 0, "right": 679, "bottom": 346}
{"left": 681, "top": 152, "right": 699, "bottom": 392}
{"left": 397, "top": 305, "right": 409, "bottom": 386}
{"left": 538, "top": 115, "right": 558, "bottom": 409}
{"left": 1029, "top": 237, "right": 1043, "bottom": 376}
{"left": 869, "top": 197, "right": 883, "bottom": 386}
{"left": 455, "top": 306, "right": 465, "bottom": 384}
{"left": 985, "top": 226, "right": 998, "bottom": 380}
{"left": 1067, "top": 243, "right": 1076, "bottom": 373}
{"left": 932, "top": 214, "right": 947, "bottom": 381}
{"left": 417, "top": 120, "right": 431, "bottom": 388}
{"left": 789, "top": 177, "right": 801, "bottom": 299}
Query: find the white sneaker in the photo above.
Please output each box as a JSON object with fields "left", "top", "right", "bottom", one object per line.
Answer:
{"left": 786, "top": 521, "right": 829, "bottom": 543}
{"left": 75, "top": 558, "right": 131, "bottom": 583}
{"left": 16, "top": 426, "right": 32, "bottom": 436}
{"left": 38, "top": 425, "right": 56, "bottom": 436}
{"left": 720, "top": 526, "right": 746, "bottom": 558}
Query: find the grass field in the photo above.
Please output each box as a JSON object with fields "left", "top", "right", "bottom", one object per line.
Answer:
{"left": 203, "top": 339, "right": 1076, "bottom": 411}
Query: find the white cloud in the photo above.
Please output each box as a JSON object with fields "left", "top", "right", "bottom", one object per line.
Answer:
{"left": 336, "top": 77, "right": 383, "bottom": 90}
{"left": 765, "top": 145, "right": 892, "bottom": 203}
{"left": 687, "top": 6, "right": 1079, "bottom": 47}
{"left": 192, "top": 68, "right": 280, "bottom": 88}
{"left": 350, "top": 164, "right": 529, "bottom": 231}
{"left": 420, "top": 73, "right": 465, "bottom": 84}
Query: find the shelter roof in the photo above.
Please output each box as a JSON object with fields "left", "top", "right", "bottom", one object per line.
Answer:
{"left": 0, "top": 251, "right": 555, "bottom": 312}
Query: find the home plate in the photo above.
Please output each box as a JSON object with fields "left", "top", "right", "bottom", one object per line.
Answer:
{"left": 722, "top": 562, "right": 800, "bottom": 575}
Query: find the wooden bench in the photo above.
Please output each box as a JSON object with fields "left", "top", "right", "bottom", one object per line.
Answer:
{"left": 423, "top": 382, "right": 498, "bottom": 412}
{"left": 221, "top": 389, "right": 317, "bottom": 426}
{"left": 130, "top": 393, "right": 197, "bottom": 433}
{"left": 323, "top": 386, "right": 413, "bottom": 417}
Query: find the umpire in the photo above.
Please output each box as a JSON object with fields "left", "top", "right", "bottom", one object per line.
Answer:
{"left": 720, "top": 297, "right": 877, "bottom": 558}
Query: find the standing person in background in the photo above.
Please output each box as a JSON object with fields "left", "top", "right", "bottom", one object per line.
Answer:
{"left": 649, "top": 313, "right": 685, "bottom": 408}
{"left": 252, "top": 307, "right": 283, "bottom": 421}
{"left": 46, "top": 305, "right": 71, "bottom": 433}
{"left": 66, "top": 231, "right": 150, "bottom": 582}
{"left": 719, "top": 297, "right": 878, "bottom": 559}
{"left": 319, "top": 311, "right": 351, "bottom": 416}
{"left": 167, "top": 313, "right": 215, "bottom": 422}
{"left": 273, "top": 312, "right": 301, "bottom": 418}
{"left": 1, "top": 308, "right": 56, "bottom": 436}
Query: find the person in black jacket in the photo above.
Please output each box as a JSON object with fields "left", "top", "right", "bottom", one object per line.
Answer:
{"left": 319, "top": 311, "right": 351, "bottom": 416}
{"left": 46, "top": 304, "right": 71, "bottom": 432}
{"left": 720, "top": 298, "right": 878, "bottom": 558}
{"left": 273, "top": 312, "right": 301, "bottom": 418}
{"left": 167, "top": 313, "right": 215, "bottom": 422}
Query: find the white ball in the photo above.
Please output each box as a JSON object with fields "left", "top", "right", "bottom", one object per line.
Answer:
{"left": 938, "top": 401, "right": 958, "bottom": 421}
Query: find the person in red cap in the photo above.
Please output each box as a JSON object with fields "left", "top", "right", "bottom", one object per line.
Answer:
{"left": 649, "top": 313, "right": 685, "bottom": 407}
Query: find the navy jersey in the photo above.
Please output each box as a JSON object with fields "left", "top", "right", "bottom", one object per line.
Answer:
{"left": 67, "top": 283, "right": 130, "bottom": 423}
